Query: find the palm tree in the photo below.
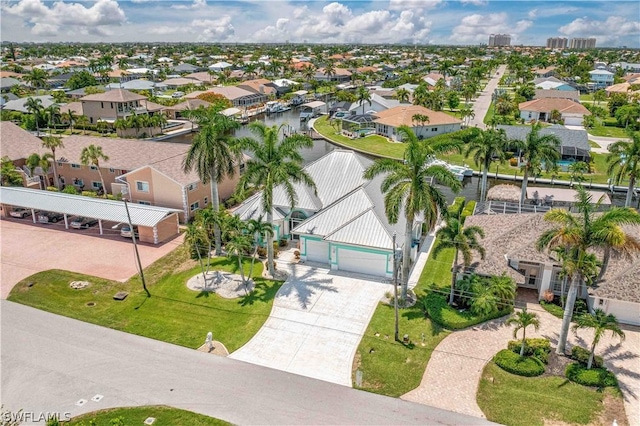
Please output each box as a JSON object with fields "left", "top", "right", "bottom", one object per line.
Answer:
{"left": 356, "top": 85, "right": 372, "bottom": 114}
{"left": 236, "top": 122, "right": 316, "bottom": 277}
{"left": 464, "top": 128, "right": 509, "bottom": 202}
{"left": 26, "top": 152, "right": 52, "bottom": 189}
{"left": 537, "top": 186, "right": 640, "bottom": 354}
{"left": 226, "top": 234, "right": 252, "bottom": 293}
{"left": 572, "top": 309, "right": 625, "bottom": 369}
{"left": 246, "top": 216, "right": 274, "bottom": 282}
{"left": 323, "top": 62, "right": 336, "bottom": 81}
{"left": 182, "top": 107, "right": 242, "bottom": 256}
{"left": 459, "top": 103, "right": 475, "bottom": 127}
{"left": 607, "top": 131, "right": 640, "bottom": 207}
{"left": 505, "top": 308, "right": 540, "bottom": 356}
{"left": 1, "top": 156, "right": 23, "bottom": 186}
{"left": 514, "top": 123, "right": 561, "bottom": 204}
{"left": 364, "top": 125, "right": 462, "bottom": 302}
{"left": 76, "top": 115, "right": 90, "bottom": 135}
{"left": 41, "top": 136, "right": 64, "bottom": 189}
{"left": 45, "top": 104, "right": 61, "bottom": 136}
{"left": 432, "top": 200, "right": 485, "bottom": 304}
{"left": 24, "top": 68, "right": 48, "bottom": 94}
{"left": 80, "top": 144, "right": 109, "bottom": 196}
{"left": 62, "top": 110, "right": 76, "bottom": 134}
{"left": 25, "top": 97, "right": 44, "bottom": 135}
{"left": 396, "top": 88, "right": 410, "bottom": 103}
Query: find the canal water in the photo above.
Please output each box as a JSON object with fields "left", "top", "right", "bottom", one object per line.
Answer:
{"left": 164, "top": 109, "right": 633, "bottom": 208}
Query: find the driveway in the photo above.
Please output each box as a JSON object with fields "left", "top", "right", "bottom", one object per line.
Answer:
{"left": 229, "top": 263, "right": 389, "bottom": 386}
{"left": 0, "top": 219, "right": 182, "bottom": 299}
{"left": 468, "top": 64, "right": 507, "bottom": 129}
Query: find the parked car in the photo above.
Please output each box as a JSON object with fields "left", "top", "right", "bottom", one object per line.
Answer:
{"left": 37, "top": 211, "right": 64, "bottom": 224}
{"left": 9, "top": 207, "right": 32, "bottom": 218}
{"left": 120, "top": 225, "right": 139, "bottom": 238}
{"left": 70, "top": 216, "right": 98, "bottom": 229}
{"left": 172, "top": 91, "right": 185, "bottom": 98}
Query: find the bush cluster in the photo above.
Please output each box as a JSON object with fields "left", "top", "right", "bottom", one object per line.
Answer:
{"left": 565, "top": 363, "right": 617, "bottom": 388}
{"left": 422, "top": 292, "right": 510, "bottom": 330}
{"left": 508, "top": 338, "right": 551, "bottom": 364}
{"left": 493, "top": 349, "right": 545, "bottom": 377}
{"left": 570, "top": 346, "right": 603, "bottom": 369}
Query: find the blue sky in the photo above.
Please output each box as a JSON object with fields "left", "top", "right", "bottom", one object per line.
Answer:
{"left": 2, "top": 0, "right": 639, "bottom": 47}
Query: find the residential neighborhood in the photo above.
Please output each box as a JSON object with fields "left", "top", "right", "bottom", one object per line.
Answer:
{"left": 1, "top": 1, "right": 640, "bottom": 425}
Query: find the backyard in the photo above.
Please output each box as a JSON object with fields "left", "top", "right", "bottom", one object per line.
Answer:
{"left": 8, "top": 245, "right": 281, "bottom": 351}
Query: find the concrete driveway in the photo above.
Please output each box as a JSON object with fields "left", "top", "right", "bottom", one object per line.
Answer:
{"left": 229, "top": 263, "right": 389, "bottom": 386}
{"left": 0, "top": 218, "right": 182, "bottom": 298}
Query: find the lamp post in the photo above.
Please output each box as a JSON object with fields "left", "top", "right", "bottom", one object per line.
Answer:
{"left": 122, "top": 187, "right": 150, "bottom": 297}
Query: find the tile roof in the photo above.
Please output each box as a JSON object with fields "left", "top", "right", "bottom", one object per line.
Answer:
{"left": 497, "top": 124, "right": 589, "bottom": 151}
{"left": 2, "top": 95, "right": 56, "bottom": 113}
{"left": 207, "top": 86, "right": 257, "bottom": 100}
{"left": 238, "top": 79, "right": 277, "bottom": 95}
{"left": 185, "top": 72, "right": 216, "bottom": 83}
{"left": 80, "top": 88, "right": 146, "bottom": 102}
{"left": 373, "top": 105, "right": 462, "bottom": 127}
{"left": 518, "top": 98, "right": 591, "bottom": 115}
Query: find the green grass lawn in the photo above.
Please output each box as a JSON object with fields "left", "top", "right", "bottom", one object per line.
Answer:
{"left": 66, "top": 406, "right": 230, "bottom": 426}
{"left": 483, "top": 102, "right": 495, "bottom": 125}
{"left": 8, "top": 246, "right": 281, "bottom": 352}
{"left": 314, "top": 116, "right": 405, "bottom": 159}
{"left": 589, "top": 140, "right": 601, "bottom": 148}
{"left": 477, "top": 363, "right": 621, "bottom": 426}
{"left": 589, "top": 124, "right": 630, "bottom": 138}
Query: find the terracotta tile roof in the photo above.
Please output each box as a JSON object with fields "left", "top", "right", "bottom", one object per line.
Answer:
{"left": 518, "top": 98, "right": 591, "bottom": 115}
{"left": 164, "top": 99, "right": 212, "bottom": 111}
{"left": 238, "top": 78, "right": 276, "bottom": 95}
{"left": 80, "top": 88, "right": 146, "bottom": 103}
{"left": 60, "top": 102, "right": 83, "bottom": 115}
{"left": 185, "top": 72, "right": 216, "bottom": 83}
{"left": 373, "top": 105, "right": 462, "bottom": 127}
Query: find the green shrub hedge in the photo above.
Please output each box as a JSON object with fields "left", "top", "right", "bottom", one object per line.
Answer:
{"left": 422, "top": 292, "right": 510, "bottom": 330}
{"left": 565, "top": 363, "right": 617, "bottom": 387}
{"left": 571, "top": 346, "right": 603, "bottom": 369}
{"left": 540, "top": 300, "right": 565, "bottom": 318}
{"left": 508, "top": 338, "right": 551, "bottom": 364}
{"left": 493, "top": 349, "right": 545, "bottom": 377}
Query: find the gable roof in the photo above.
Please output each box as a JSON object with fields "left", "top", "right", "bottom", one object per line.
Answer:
{"left": 518, "top": 98, "right": 591, "bottom": 115}
{"left": 373, "top": 105, "right": 462, "bottom": 127}
{"left": 2, "top": 95, "right": 56, "bottom": 113}
{"left": 497, "top": 124, "right": 590, "bottom": 151}
{"left": 80, "top": 88, "right": 146, "bottom": 102}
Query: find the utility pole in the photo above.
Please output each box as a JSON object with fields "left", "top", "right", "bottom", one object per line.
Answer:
{"left": 393, "top": 232, "right": 399, "bottom": 342}
{"left": 123, "top": 197, "right": 150, "bottom": 297}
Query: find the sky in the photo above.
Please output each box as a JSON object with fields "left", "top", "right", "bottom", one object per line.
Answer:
{"left": 1, "top": 0, "right": 639, "bottom": 48}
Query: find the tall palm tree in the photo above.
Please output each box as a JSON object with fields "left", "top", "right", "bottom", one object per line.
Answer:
{"left": 1, "top": 156, "right": 24, "bottom": 186}
{"left": 41, "top": 136, "right": 64, "bottom": 189}
{"left": 26, "top": 152, "right": 53, "bottom": 189}
{"left": 45, "top": 104, "right": 61, "bottom": 136}
{"left": 595, "top": 222, "right": 640, "bottom": 282}
{"left": 459, "top": 103, "right": 475, "bottom": 127}
{"left": 364, "top": 125, "right": 462, "bottom": 301}
{"left": 246, "top": 216, "right": 274, "bottom": 282}
{"left": 537, "top": 186, "right": 640, "bottom": 354}
{"left": 80, "top": 144, "right": 109, "bottom": 196}
{"left": 356, "top": 85, "right": 372, "bottom": 114}
{"left": 25, "top": 97, "right": 44, "bottom": 135}
{"left": 607, "top": 131, "right": 640, "bottom": 207}
{"left": 505, "top": 308, "right": 540, "bottom": 356}
{"left": 76, "top": 115, "right": 90, "bottom": 135}
{"left": 396, "top": 88, "right": 410, "bottom": 103}
{"left": 182, "top": 107, "right": 242, "bottom": 256}
{"left": 62, "top": 110, "right": 76, "bottom": 134}
{"left": 432, "top": 200, "right": 485, "bottom": 304}
{"left": 572, "top": 309, "right": 625, "bottom": 369}
{"left": 464, "top": 128, "right": 509, "bottom": 202}
{"left": 24, "top": 68, "right": 48, "bottom": 94}
{"left": 514, "top": 123, "right": 561, "bottom": 204}
{"left": 323, "top": 62, "right": 336, "bottom": 81}
{"left": 236, "top": 122, "right": 316, "bottom": 277}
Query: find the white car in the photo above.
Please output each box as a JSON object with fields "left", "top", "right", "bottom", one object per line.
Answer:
{"left": 9, "top": 207, "right": 31, "bottom": 218}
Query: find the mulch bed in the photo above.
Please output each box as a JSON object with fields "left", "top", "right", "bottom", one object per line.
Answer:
{"left": 541, "top": 351, "right": 574, "bottom": 377}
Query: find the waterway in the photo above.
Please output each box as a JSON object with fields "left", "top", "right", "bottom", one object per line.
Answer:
{"left": 163, "top": 108, "right": 634, "bottom": 208}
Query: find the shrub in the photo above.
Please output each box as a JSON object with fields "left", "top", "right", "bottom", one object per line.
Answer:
{"left": 509, "top": 158, "right": 518, "bottom": 167}
{"left": 571, "top": 346, "right": 603, "bottom": 369}
{"left": 493, "top": 349, "right": 545, "bottom": 377}
{"left": 61, "top": 185, "right": 78, "bottom": 195}
{"left": 565, "top": 363, "right": 617, "bottom": 387}
{"left": 422, "top": 291, "right": 510, "bottom": 330}
{"left": 81, "top": 190, "right": 98, "bottom": 197}
{"left": 46, "top": 186, "right": 59, "bottom": 192}
{"left": 278, "top": 238, "right": 288, "bottom": 247}
{"left": 508, "top": 338, "right": 551, "bottom": 364}
{"left": 257, "top": 247, "right": 267, "bottom": 258}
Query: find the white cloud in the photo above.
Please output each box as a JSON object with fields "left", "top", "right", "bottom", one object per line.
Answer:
{"left": 528, "top": 6, "right": 578, "bottom": 20}
{"left": 450, "top": 12, "right": 532, "bottom": 43}
{"left": 192, "top": 16, "right": 235, "bottom": 41}
{"left": 388, "top": 0, "right": 442, "bottom": 11}
{"left": 559, "top": 16, "right": 640, "bottom": 36}
{"left": 460, "top": 0, "right": 488, "bottom": 6}
{"left": 171, "top": 0, "right": 207, "bottom": 10}
{"left": 1, "top": 0, "right": 126, "bottom": 37}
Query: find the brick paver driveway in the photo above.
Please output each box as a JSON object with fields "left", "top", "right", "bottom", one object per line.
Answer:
{"left": 402, "top": 303, "right": 639, "bottom": 425}
{"left": 0, "top": 219, "right": 182, "bottom": 298}
{"left": 229, "top": 263, "right": 389, "bottom": 386}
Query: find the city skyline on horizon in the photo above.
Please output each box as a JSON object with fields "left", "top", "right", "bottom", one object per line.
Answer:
{"left": 1, "top": 0, "right": 639, "bottom": 48}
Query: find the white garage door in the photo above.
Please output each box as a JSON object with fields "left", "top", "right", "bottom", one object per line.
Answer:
{"left": 305, "top": 239, "right": 329, "bottom": 263}
{"left": 563, "top": 116, "right": 583, "bottom": 126}
{"left": 337, "top": 248, "right": 388, "bottom": 277}
{"left": 607, "top": 300, "right": 640, "bottom": 326}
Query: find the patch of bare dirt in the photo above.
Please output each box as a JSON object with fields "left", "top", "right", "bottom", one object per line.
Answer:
{"left": 597, "top": 392, "right": 628, "bottom": 426}
{"left": 541, "top": 351, "right": 574, "bottom": 377}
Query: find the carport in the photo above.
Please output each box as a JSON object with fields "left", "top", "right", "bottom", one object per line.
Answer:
{"left": 0, "top": 187, "right": 180, "bottom": 244}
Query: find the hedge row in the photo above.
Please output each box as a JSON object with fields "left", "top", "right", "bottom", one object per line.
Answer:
{"left": 507, "top": 338, "right": 551, "bottom": 364}
{"left": 571, "top": 346, "right": 603, "bottom": 369}
{"left": 565, "top": 363, "right": 617, "bottom": 388}
{"left": 423, "top": 292, "right": 510, "bottom": 330}
{"left": 493, "top": 349, "right": 545, "bottom": 377}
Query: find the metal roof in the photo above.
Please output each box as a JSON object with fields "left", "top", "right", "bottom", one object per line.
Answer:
{"left": 292, "top": 189, "right": 371, "bottom": 236}
{"left": 325, "top": 209, "right": 394, "bottom": 250}
{"left": 300, "top": 101, "right": 325, "bottom": 109}
{"left": 0, "top": 187, "right": 180, "bottom": 227}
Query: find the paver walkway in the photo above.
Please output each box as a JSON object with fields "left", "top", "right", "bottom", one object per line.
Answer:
{"left": 402, "top": 301, "right": 639, "bottom": 424}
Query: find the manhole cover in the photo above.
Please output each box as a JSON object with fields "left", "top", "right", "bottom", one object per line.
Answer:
{"left": 86, "top": 302, "right": 96, "bottom": 307}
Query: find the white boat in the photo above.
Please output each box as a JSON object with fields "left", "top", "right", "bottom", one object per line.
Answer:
{"left": 266, "top": 101, "right": 289, "bottom": 114}
{"left": 447, "top": 164, "right": 474, "bottom": 177}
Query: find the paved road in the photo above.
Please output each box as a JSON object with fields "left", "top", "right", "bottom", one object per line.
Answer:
{"left": 1, "top": 301, "right": 493, "bottom": 425}
{"left": 468, "top": 64, "right": 507, "bottom": 129}
{"left": 230, "top": 263, "right": 389, "bottom": 387}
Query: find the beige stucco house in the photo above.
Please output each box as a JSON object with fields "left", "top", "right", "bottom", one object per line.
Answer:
{"left": 373, "top": 105, "right": 462, "bottom": 141}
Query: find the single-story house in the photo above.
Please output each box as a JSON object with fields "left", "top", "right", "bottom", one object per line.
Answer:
{"left": 2, "top": 95, "right": 56, "bottom": 113}
{"left": 518, "top": 98, "right": 591, "bottom": 126}
{"left": 184, "top": 72, "right": 217, "bottom": 85}
{"left": 533, "top": 66, "right": 557, "bottom": 78}
{"left": 163, "top": 99, "right": 212, "bottom": 120}
{"left": 497, "top": 124, "right": 592, "bottom": 163}
{"left": 534, "top": 89, "right": 580, "bottom": 102}
{"left": 463, "top": 213, "right": 640, "bottom": 326}
{"left": 192, "top": 86, "right": 266, "bottom": 108}
{"left": 606, "top": 82, "right": 640, "bottom": 97}
{"left": 314, "top": 68, "right": 352, "bottom": 83}
{"left": 238, "top": 78, "right": 277, "bottom": 96}
{"left": 373, "top": 105, "right": 462, "bottom": 141}
{"left": 171, "top": 63, "right": 205, "bottom": 74}
{"left": 161, "top": 77, "right": 200, "bottom": 89}
{"left": 105, "top": 79, "right": 167, "bottom": 92}
{"left": 209, "top": 61, "right": 233, "bottom": 72}
{"left": 0, "top": 77, "right": 21, "bottom": 93}
{"left": 533, "top": 77, "right": 575, "bottom": 92}
{"left": 348, "top": 93, "right": 400, "bottom": 114}
{"left": 233, "top": 149, "right": 422, "bottom": 278}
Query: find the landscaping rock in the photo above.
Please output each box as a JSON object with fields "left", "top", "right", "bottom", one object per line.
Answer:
{"left": 69, "top": 281, "right": 90, "bottom": 290}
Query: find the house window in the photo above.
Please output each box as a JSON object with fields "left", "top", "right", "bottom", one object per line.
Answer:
{"left": 90, "top": 165, "right": 98, "bottom": 170}
{"left": 187, "top": 183, "right": 198, "bottom": 191}
{"left": 136, "top": 181, "right": 149, "bottom": 192}
{"left": 73, "top": 178, "right": 84, "bottom": 186}
{"left": 109, "top": 168, "right": 116, "bottom": 173}
{"left": 71, "top": 163, "right": 81, "bottom": 169}
{"left": 431, "top": 127, "right": 438, "bottom": 132}
{"left": 204, "top": 197, "right": 208, "bottom": 206}
{"left": 101, "top": 102, "right": 104, "bottom": 108}
{"left": 92, "top": 181, "right": 103, "bottom": 189}
{"left": 138, "top": 200, "right": 151, "bottom": 205}
{"left": 190, "top": 201, "right": 200, "bottom": 212}
{"left": 110, "top": 103, "right": 113, "bottom": 109}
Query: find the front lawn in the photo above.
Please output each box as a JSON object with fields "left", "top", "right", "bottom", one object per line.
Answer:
{"left": 66, "top": 406, "right": 229, "bottom": 426}
{"left": 314, "top": 115, "right": 405, "bottom": 159}
{"left": 589, "top": 124, "right": 630, "bottom": 138}
{"left": 8, "top": 246, "right": 281, "bottom": 352}
{"left": 477, "top": 363, "right": 622, "bottom": 426}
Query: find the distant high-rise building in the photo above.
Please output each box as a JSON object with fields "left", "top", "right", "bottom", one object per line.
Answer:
{"left": 546, "top": 37, "right": 568, "bottom": 49}
{"left": 569, "top": 38, "right": 596, "bottom": 49}
{"left": 488, "top": 34, "right": 511, "bottom": 47}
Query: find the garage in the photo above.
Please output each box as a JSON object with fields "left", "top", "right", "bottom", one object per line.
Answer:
{"left": 304, "top": 238, "right": 329, "bottom": 263}
{"left": 336, "top": 247, "right": 389, "bottom": 277}
{"left": 563, "top": 115, "right": 584, "bottom": 126}
{"left": 604, "top": 299, "right": 640, "bottom": 326}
